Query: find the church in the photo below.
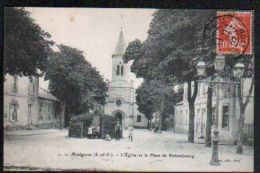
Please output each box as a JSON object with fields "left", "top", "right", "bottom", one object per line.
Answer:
{"left": 104, "top": 30, "right": 148, "bottom": 128}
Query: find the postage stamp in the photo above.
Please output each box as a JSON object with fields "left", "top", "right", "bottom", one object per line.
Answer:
{"left": 216, "top": 11, "right": 252, "bottom": 55}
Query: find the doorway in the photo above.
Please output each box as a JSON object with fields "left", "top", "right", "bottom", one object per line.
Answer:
{"left": 115, "top": 112, "right": 122, "bottom": 124}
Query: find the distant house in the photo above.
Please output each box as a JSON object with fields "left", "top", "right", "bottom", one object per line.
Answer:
{"left": 174, "top": 78, "right": 254, "bottom": 145}
{"left": 4, "top": 74, "right": 60, "bottom": 130}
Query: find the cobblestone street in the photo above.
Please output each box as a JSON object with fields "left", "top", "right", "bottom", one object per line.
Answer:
{"left": 4, "top": 129, "right": 253, "bottom": 172}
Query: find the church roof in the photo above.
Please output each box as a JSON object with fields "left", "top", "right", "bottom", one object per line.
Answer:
{"left": 113, "top": 30, "right": 126, "bottom": 55}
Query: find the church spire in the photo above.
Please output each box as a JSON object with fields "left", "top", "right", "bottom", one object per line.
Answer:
{"left": 113, "top": 29, "right": 126, "bottom": 55}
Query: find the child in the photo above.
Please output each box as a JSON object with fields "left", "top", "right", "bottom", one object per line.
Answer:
{"left": 88, "top": 126, "right": 93, "bottom": 139}
{"left": 106, "top": 134, "right": 111, "bottom": 141}
{"left": 128, "top": 125, "right": 134, "bottom": 142}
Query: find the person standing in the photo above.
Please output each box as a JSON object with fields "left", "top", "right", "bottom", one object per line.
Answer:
{"left": 128, "top": 125, "right": 134, "bottom": 142}
{"left": 88, "top": 126, "right": 93, "bottom": 139}
{"left": 115, "top": 122, "right": 121, "bottom": 141}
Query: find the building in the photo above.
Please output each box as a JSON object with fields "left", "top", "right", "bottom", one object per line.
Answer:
{"left": 174, "top": 78, "right": 254, "bottom": 144}
{"left": 104, "top": 30, "right": 148, "bottom": 128}
{"left": 4, "top": 74, "right": 60, "bottom": 130}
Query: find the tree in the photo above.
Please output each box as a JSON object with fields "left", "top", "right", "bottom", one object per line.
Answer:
{"left": 235, "top": 60, "right": 254, "bottom": 154}
{"left": 4, "top": 7, "right": 54, "bottom": 78}
{"left": 124, "top": 9, "right": 216, "bottom": 142}
{"left": 136, "top": 79, "right": 177, "bottom": 132}
{"left": 45, "top": 44, "right": 107, "bottom": 129}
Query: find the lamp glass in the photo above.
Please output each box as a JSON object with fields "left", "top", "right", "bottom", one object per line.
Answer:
{"left": 214, "top": 55, "right": 225, "bottom": 71}
{"left": 196, "top": 61, "right": 206, "bottom": 77}
{"left": 233, "top": 62, "right": 245, "bottom": 78}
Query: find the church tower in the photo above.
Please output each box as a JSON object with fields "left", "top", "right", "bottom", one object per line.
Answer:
{"left": 104, "top": 29, "right": 148, "bottom": 128}
{"left": 111, "top": 29, "right": 130, "bottom": 82}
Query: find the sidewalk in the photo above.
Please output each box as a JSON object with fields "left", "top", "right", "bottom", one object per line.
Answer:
{"left": 151, "top": 130, "right": 229, "bottom": 145}
{"left": 4, "top": 128, "right": 68, "bottom": 137}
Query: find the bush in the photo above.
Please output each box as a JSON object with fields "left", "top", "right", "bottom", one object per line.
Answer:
{"left": 70, "top": 113, "right": 94, "bottom": 124}
{"left": 101, "top": 115, "right": 118, "bottom": 139}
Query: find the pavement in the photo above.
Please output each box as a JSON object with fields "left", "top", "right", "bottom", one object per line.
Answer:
{"left": 4, "top": 128, "right": 254, "bottom": 172}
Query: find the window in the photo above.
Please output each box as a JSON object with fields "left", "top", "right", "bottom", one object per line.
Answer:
{"left": 39, "top": 103, "right": 43, "bottom": 120}
{"left": 197, "top": 84, "right": 200, "bottom": 97}
{"left": 196, "top": 109, "right": 200, "bottom": 132}
{"left": 12, "top": 75, "right": 18, "bottom": 92}
{"left": 116, "top": 65, "right": 120, "bottom": 75}
{"left": 28, "top": 104, "right": 32, "bottom": 125}
{"left": 222, "top": 106, "right": 229, "bottom": 129}
{"left": 29, "top": 77, "right": 34, "bottom": 95}
{"left": 116, "top": 99, "right": 122, "bottom": 106}
{"left": 121, "top": 65, "right": 124, "bottom": 76}
{"left": 48, "top": 104, "right": 52, "bottom": 120}
{"left": 9, "top": 100, "right": 19, "bottom": 122}
{"left": 224, "top": 85, "right": 230, "bottom": 98}
{"left": 137, "top": 115, "right": 141, "bottom": 122}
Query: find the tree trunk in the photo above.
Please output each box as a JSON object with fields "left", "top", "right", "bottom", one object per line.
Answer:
{"left": 158, "top": 102, "right": 164, "bottom": 134}
{"left": 187, "top": 80, "right": 198, "bottom": 143}
{"left": 205, "top": 86, "right": 213, "bottom": 147}
{"left": 236, "top": 107, "right": 245, "bottom": 154}
{"left": 188, "top": 103, "right": 195, "bottom": 143}
{"left": 147, "top": 119, "right": 150, "bottom": 130}
{"left": 60, "top": 100, "right": 66, "bottom": 130}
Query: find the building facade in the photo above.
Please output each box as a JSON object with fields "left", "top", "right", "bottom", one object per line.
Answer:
{"left": 4, "top": 74, "right": 60, "bottom": 130}
{"left": 104, "top": 30, "right": 148, "bottom": 128}
{"left": 175, "top": 78, "right": 254, "bottom": 144}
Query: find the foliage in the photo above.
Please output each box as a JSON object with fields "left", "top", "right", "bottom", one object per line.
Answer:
{"left": 136, "top": 79, "right": 178, "bottom": 120}
{"left": 123, "top": 9, "right": 217, "bottom": 141}
{"left": 124, "top": 10, "right": 217, "bottom": 83}
{"left": 4, "top": 7, "right": 54, "bottom": 77}
{"left": 45, "top": 44, "right": 108, "bottom": 117}
{"left": 70, "top": 113, "right": 94, "bottom": 123}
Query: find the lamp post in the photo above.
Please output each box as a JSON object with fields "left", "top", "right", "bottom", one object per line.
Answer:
{"left": 196, "top": 55, "right": 244, "bottom": 166}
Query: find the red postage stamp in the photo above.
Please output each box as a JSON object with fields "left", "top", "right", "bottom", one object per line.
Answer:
{"left": 217, "top": 11, "right": 252, "bottom": 55}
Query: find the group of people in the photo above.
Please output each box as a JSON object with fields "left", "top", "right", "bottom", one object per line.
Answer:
{"left": 106, "top": 122, "right": 134, "bottom": 142}
{"left": 87, "top": 126, "right": 100, "bottom": 139}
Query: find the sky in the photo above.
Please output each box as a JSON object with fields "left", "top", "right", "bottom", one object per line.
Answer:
{"left": 25, "top": 8, "right": 156, "bottom": 90}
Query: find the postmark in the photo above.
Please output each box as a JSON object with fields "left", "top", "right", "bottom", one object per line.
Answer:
{"left": 216, "top": 11, "right": 252, "bottom": 55}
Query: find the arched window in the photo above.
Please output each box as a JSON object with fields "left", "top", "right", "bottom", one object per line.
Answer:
{"left": 121, "top": 65, "right": 124, "bottom": 76}
{"left": 137, "top": 115, "right": 141, "bottom": 122}
{"left": 116, "top": 65, "right": 120, "bottom": 75}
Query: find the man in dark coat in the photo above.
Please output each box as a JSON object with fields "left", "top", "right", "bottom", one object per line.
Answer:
{"left": 115, "top": 122, "right": 121, "bottom": 141}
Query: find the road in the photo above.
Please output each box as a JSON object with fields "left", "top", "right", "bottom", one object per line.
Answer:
{"left": 4, "top": 129, "right": 253, "bottom": 172}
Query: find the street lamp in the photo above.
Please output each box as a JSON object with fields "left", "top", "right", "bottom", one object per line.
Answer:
{"left": 233, "top": 62, "right": 245, "bottom": 78}
{"left": 196, "top": 55, "right": 243, "bottom": 166}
